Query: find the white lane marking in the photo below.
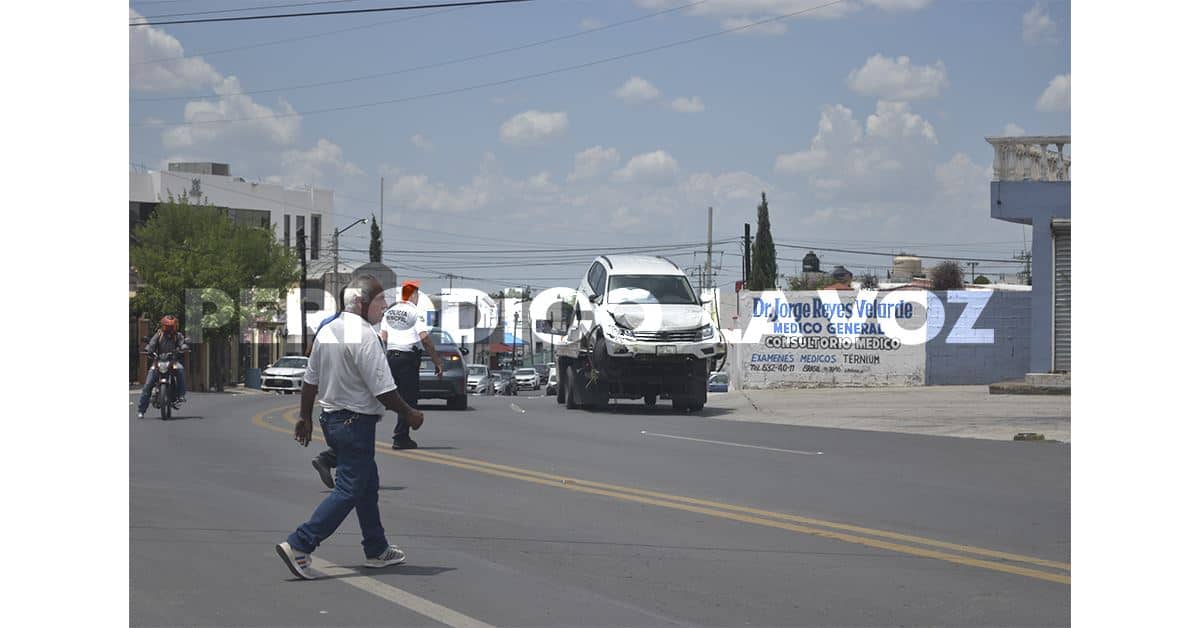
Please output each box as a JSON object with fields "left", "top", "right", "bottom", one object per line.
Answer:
{"left": 509, "top": 403, "right": 526, "bottom": 414}
{"left": 640, "top": 431, "right": 823, "bottom": 456}
{"left": 311, "top": 557, "right": 494, "bottom": 628}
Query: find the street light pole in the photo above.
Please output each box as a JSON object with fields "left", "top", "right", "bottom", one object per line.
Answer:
{"left": 332, "top": 218, "right": 367, "bottom": 301}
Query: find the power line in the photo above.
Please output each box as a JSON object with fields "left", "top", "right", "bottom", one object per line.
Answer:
{"left": 134, "top": 0, "right": 848, "bottom": 129}
{"left": 135, "top": 0, "right": 370, "bottom": 20}
{"left": 773, "top": 242, "right": 1024, "bottom": 264}
{"left": 130, "top": 0, "right": 533, "bottom": 27}
{"left": 131, "top": 5, "right": 458, "bottom": 66}
{"left": 133, "top": 0, "right": 709, "bottom": 103}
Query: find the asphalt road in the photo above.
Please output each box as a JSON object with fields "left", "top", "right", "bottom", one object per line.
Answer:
{"left": 131, "top": 388, "right": 1070, "bottom": 627}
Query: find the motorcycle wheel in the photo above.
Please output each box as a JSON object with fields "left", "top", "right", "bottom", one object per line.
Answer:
{"left": 160, "top": 382, "right": 171, "bottom": 420}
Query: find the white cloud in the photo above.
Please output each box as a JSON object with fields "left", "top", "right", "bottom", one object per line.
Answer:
{"left": 775, "top": 104, "right": 861, "bottom": 174}
{"left": 846, "top": 55, "right": 949, "bottom": 101}
{"left": 935, "top": 153, "right": 991, "bottom": 209}
{"left": 161, "top": 76, "right": 302, "bottom": 152}
{"left": 681, "top": 171, "right": 771, "bottom": 207}
{"left": 866, "top": 100, "right": 938, "bottom": 143}
{"left": 499, "top": 110, "right": 569, "bottom": 146}
{"left": 615, "top": 76, "right": 663, "bottom": 105}
{"left": 410, "top": 133, "right": 434, "bottom": 150}
{"left": 1022, "top": 2, "right": 1059, "bottom": 45}
{"left": 612, "top": 150, "right": 681, "bottom": 185}
{"left": 775, "top": 101, "right": 938, "bottom": 202}
{"left": 1036, "top": 74, "right": 1070, "bottom": 112}
{"left": 580, "top": 17, "right": 604, "bottom": 30}
{"left": 568, "top": 146, "right": 621, "bottom": 182}
{"left": 129, "top": 10, "right": 222, "bottom": 92}
{"left": 280, "top": 138, "right": 364, "bottom": 187}
{"left": 1003, "top": 122, "right": 1026, "bottom": 136}
{"left": 669, "top": 97, "right": 706, "bottom": 113}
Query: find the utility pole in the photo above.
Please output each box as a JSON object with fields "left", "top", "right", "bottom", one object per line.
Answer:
{"left": 968, "top": 261, "right": 978, "bottom": 283}
{"left": 297, "top": 226, "right": 308, "bottom": 354}
{"left": 379, "top": 177, "right": 384, "bottom": 241}
{"left": 705, "top": 207, "right": 713, "bottom": 292}
{"left": 743, "top": 223, "right": 751, "bottom": 287}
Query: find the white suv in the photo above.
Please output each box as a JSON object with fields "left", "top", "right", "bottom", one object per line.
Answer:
{"left": 556, "top": 255, "right": 724, "bottom": 412}
{"left": 579, "top": 255, "right": 723, "bottom": 362}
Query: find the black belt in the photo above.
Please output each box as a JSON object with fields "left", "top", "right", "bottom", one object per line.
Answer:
{"left": 388, "top": 349, "right": 420, "bottom": 357}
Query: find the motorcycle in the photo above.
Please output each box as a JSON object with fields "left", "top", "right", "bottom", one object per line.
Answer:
{"left": 148, "top": 350, "right": 186, "bottom": 420}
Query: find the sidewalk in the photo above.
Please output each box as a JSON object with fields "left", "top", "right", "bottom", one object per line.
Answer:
{"left": 704, "top": 386, "right": 1071, "bottom": 443}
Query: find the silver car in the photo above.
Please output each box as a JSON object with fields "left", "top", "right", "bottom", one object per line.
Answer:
{"left": 515, "top": 367, "right": 540, "bottom": 391}
{"left": 261, "top": 356, "right": 308, "bottom": 393}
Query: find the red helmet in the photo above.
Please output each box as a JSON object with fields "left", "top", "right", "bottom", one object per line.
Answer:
{"left": 160, "top": 315, "right": 178, "bottom": 334}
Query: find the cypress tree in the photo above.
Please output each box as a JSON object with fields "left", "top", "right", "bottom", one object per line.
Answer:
{"left": 369, "top": 214, "right": 382, "bottom": 263}
{"left": 747, "top": 192, "right": 778, "bottom": 290}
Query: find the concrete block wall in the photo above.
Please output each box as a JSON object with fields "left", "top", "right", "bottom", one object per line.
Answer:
{"left": 924, "top": 291, "right": 1031, "bottom": 385}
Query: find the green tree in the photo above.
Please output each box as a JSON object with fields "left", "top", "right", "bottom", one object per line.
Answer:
{"left": 369, "top": 214, "right": 382, "bottom": 263}
{"left": 130, "top": 194, "right": 300, "bottom": 390}
{"left": 747, "top": 192, "right": 778, "bottom": 290}
{"left": 973, "top": 275, "right": 991, "bottom": 285}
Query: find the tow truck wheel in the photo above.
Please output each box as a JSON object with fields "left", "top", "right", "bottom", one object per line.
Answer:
{"left": 565, "top": 365, "right": 580, "bottom": 409}
{"left": 556, "top": 364, "right": 566, "bottom": 404}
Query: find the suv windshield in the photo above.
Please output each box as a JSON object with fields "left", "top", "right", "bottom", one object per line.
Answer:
{"left": 607, "top": 275, "right": 698, "bottom": 305}
{"left": 272, "top": 358, "right": 307, "bottom": 369}
{"left": 468, "top": 365, "right": 487, "bottom": 376}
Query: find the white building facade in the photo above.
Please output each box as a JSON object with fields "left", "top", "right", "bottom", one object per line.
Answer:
{"left": 130, "top": 162, "right": 335, "bottom": 389}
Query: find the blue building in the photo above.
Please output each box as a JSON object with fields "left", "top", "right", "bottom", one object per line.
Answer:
{"left": 986, "top": 136, "right": 1070, "bottom": 374}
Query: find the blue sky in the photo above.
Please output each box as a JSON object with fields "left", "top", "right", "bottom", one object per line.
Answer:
{"left": 129, "top": 0, "right": 1071, "bottom": 291}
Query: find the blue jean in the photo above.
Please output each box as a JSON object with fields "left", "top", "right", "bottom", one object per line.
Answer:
{"left": 137, "top": 365, "right": 186, "bottom": 413}
{"left": 288, "top": 411, "right": 388, "bottom": 558}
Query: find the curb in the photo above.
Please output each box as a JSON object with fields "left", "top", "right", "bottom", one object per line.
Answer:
{"left": 989, "top": 381, "right": 1071, "bottom": 396}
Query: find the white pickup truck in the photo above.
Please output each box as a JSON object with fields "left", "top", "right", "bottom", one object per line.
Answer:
{"left": 555, "top": 255, "right": 725, "bottom": 412}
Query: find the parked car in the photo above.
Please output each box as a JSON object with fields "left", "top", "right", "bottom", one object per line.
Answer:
{"left": 515, "top": 367, "right": 540, "bottom": 391}
{"left": 491, "top": 370, "right": 517, "bottom": 396}
{"left": 466, "top": 364, "right": 492, "bottom": 395}
{"left": 417, "top": 328, "right": 469, "bottom": 410}
{"left": 534, "top": 364, "right": 550, "bottom": 385}
{"left": 261, "top": 356, "right": 308, "bottom": 393}
{"left": 545, "top": 366, "right": 558, "bottom": 396}
{"left": 707, "top": 372, "right": 729, "bottom": 393}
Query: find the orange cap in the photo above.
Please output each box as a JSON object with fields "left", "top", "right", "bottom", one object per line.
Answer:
{"left": 401, "top": 280, "right": 420, "bottom": 301}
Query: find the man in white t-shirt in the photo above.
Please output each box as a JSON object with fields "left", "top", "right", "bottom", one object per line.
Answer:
{"left": 275, "top": 275, "right": 425, "bottom": 581}
{"left": 379, "top": 281, "right": 443, "bottom": 450}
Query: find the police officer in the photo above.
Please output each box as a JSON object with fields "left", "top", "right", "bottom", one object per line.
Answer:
{"left": 379, "top": 281, "right": 443, "bottom": 450}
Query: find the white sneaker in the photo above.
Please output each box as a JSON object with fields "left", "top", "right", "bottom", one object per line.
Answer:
{"left": 137, "top": 412, "right": 144, "bottom": 419}
{"left": 276, "top": 541, "right": 317, "bottom": 580}
{"left": 364, "top": 545, "right": 406, "bottom": 568}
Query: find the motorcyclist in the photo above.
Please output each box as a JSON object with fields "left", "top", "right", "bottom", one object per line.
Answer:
{"left": 137, "top": 315, "right": 189, "bottom": 419}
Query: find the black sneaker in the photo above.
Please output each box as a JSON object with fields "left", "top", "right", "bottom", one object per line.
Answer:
{"left": 392, "top": 438, "right": 419, "bottom": 450}
{"left": 311, "top": 457, "right": 334, "bottom": 489}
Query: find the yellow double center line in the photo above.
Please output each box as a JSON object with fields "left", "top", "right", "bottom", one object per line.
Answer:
{"left": 253, "top": 406, "right": 1070, "bottom": 585}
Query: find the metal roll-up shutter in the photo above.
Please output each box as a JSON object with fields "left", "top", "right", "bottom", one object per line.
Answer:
{"left": 1052, "top": 220, "right": 1071, "bottom": 372}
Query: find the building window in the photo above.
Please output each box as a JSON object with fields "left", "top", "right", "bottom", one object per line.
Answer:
{"left": 297, "top": 215, "right": 306, "bottom": 251}
{"left": 310, "top": 215, "right": 322, "bottom": 260}
{"left": 228, "top": 208, "right": 271, "bottom": 230}
{"left": 284, "top": 215, "right": 291, "bottom": 249}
